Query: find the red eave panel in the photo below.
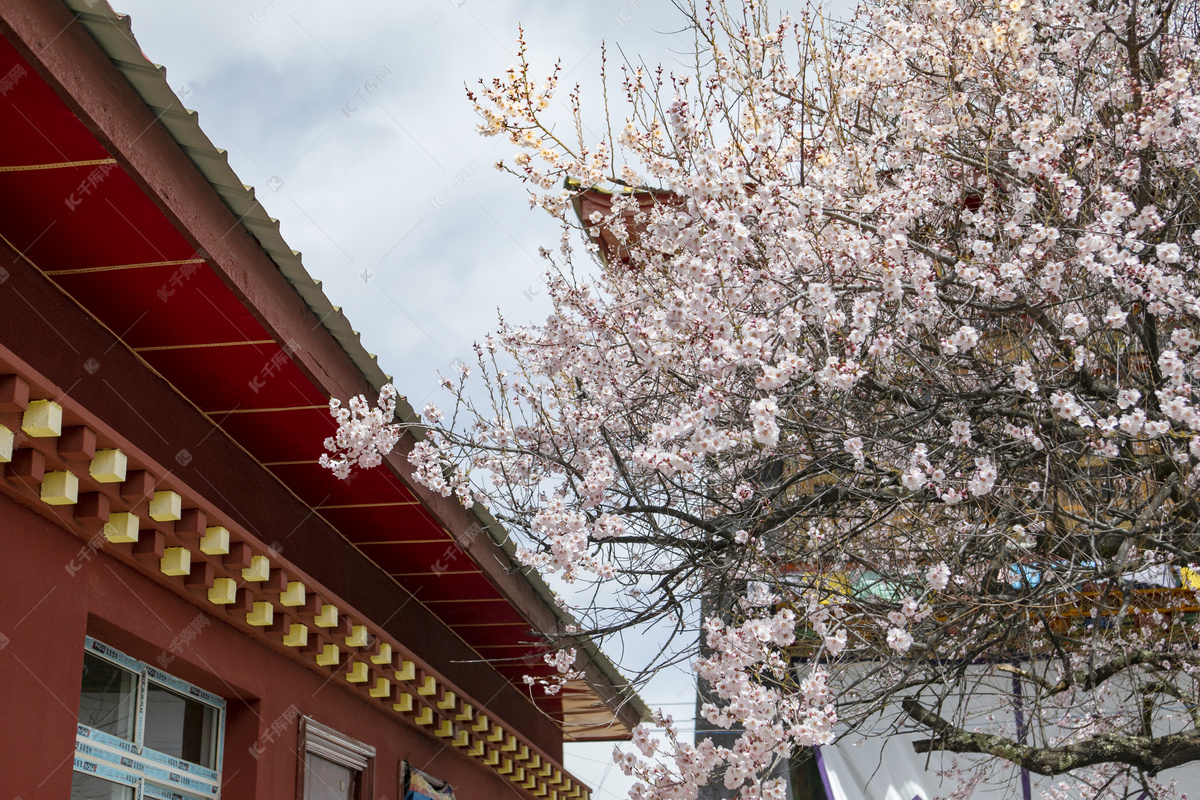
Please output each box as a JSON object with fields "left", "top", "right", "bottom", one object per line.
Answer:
{"left": 0, "top": 52, "right": 110, "bottom": 166}
{"left": 0, "top": 33, "right": 567, "bottom": 721}
{"left": 0, "top": 168, "right": 200, "bottom": 267}
{"left": 214, "top": 408, "right": 337, "bottom": 463}
{"left": 45, "top": 266, "right": 271, "bottom": 349}
{"left": 391, "top": 569, "right": 505, "bottom": 600}
{"left": 456, "top": 624, "right": 544, "bottom": 649}
{"left": 318, "top": 504, "right": 447, "bottom": 542}
{"left": 355, "top": 541, "right": 468, "bottom": 571}
{"left": 267, "top": 462, "right": 420, "bottom": 509}
{"left": 138, "top": 345, "right": 326, "bottom": 412}
{"left": 423, "top": 600, "right": 530, "bottom": 627}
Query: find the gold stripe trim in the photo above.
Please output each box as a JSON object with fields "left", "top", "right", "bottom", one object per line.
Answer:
{"left": 423, "top": 598, "right": 508, "bottom": 604}
{"left": 316, "top": 501, "right": 421, "bottom": 509}
{"left": 0, "top": 158, "right": 118, "bottom": 173}
{"left": 391, "top": 570, "right": 476, "bottom": 577}
{"left": 46, "top": 258, "right": 205, "bottom": 276}
{"left": 209, "top": 405, "right": 326, "bottom": 415}
{"left": 472, "top": 644, "right": 544, "bottom": 650}
{"left": 353, "top": 538, "right": 452, "bottom": 545}
{"left": 135, "top": 339, "right": 275, "bottom": 352}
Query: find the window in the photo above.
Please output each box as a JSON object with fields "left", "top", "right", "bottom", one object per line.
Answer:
{"left": 74, "top": 637, "right": 225, "bottom": 799}
{"left": 299, "top": 717, "right": 374, "bottom": 800}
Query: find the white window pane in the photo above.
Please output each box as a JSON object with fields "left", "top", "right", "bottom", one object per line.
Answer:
{"left": 143, "top": 683, "right": 218, "bottom": 769}
{"left": 70, "top": 771, "right": 135, "bottom": 800}
{"left": 78, "top": 654, "right": 137, "bottom": 741}
{"left": 305, "top": 753, "right": 356, "bottom": 800}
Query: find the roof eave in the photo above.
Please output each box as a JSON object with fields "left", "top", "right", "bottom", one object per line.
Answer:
{"left": 60, "top": 0, "right": 647, "bottom": 738}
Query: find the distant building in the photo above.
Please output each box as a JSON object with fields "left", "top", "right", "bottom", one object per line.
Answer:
{"left": 0, "top": 2, "right": 645, "bottom": 798}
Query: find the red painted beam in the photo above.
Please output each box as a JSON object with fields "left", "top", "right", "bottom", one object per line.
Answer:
{"left": 0, "top": 228, "right": 564, "bottom": 757}
{"left": 0, "top": 0, "right": 569, "bottom": 644}
{"left": 0, "top": 0, "right": 640, "bottom": 739}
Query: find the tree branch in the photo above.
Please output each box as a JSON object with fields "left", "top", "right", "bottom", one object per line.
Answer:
{"left": 902, "top": 697, "right": 1200, "bottom": 776}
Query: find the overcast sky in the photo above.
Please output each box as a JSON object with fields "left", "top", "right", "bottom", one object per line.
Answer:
{"left": 115, "top": 0, "right": 697, "bottom": 413}
{"left": 109, "top": 1, "right": 845, "bottom": 795}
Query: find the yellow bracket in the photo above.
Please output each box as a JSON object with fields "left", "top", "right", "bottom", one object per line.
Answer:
{"left": 242, "top": 555, "right": 270, "bottom": 582}
{"left": 22, "top": 399, "right": 62, "bottom": 437}
{"left": 247, "top": 602, "right": 274, "bottom": 627}
{"left": 90, "top": 448, "right": 127, "bottom": 483}
{"left": 208, "top": 578, "right": 237, "bottom": 605}
{"left": 42, "top": 471, "right": 79, "bottom": 505}
{"left": 281, "top": 581, "right": 306, "bottom": 607}
{"left": 104, "top": 512, "right": 139, "bottom": 544}
{"left": 315, "top": 604, "right": 339, "bottom": 628}
{"left": 0, "top": 425, "right": 13, "bottom": 462}
{"left": 160, "top": 547, "right": 191, "bottom": 577}
{"left": 149, "top": 490, "right": 182, "bottom": 522}
{"left": 345, "top": 625, "right": 369, "bottom": 648}
{"left": 345, "top": 661, "right": 368, "bottom": 683}
{"left": 316, "top": 644, "right": 340, "bottom": 667}
{"left": 284, "top": 624, "right": 309, "bottom": 648}
{"left": 200, "top": 526, "right": 230, "bottom": 555}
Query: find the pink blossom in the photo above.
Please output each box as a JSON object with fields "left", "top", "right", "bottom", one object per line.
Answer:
{"left": 927, "top": 562, "right": 951, "bottom": 591}
{"left": 887, "top": 628, "right": 914, "bottom": 654}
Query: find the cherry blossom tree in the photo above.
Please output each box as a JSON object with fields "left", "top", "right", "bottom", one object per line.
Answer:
{"left": 323, "top": 0, "right": 1200, "bottom": 796}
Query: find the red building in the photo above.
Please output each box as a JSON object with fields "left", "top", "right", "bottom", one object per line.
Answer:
{"left": 0, "top": 1, "right": 645, "bottom": 798}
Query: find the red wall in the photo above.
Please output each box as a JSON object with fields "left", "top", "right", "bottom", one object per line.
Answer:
{"left": 0, "top": 494, "right": 521, "bottom": 799}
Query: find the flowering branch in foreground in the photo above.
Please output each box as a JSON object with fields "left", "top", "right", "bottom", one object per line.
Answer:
{"left": 323, "top": 0, "right": 1200, "bottom": 796}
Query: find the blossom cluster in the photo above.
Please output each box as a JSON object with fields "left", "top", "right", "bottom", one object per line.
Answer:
{"left": 318, "top": 384, "right": 402, "bottom": 479}
{"left": 320, "top": 0, "right": 1200, "bottom": 796}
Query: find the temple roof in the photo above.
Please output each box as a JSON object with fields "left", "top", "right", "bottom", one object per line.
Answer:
{"left": 0, "top": 0, "right": 646, "bottom": 744}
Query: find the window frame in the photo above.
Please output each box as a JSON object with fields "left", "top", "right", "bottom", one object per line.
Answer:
{"left": 74, "top": 636, "right": 226, "bottom": 799}
{"left": 298, "top": 716, "right": 375, "bottom": 800}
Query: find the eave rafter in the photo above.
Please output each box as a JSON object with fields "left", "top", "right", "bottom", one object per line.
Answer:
{"left": 0, "top": 358, "right": 591, "bottom": 800}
